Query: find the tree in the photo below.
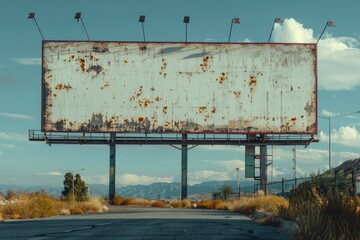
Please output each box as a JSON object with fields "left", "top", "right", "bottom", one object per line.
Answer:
{"left": 62, "top": 172, "right": 73, "bottom": 200}
{"left": 74, "top": 173, "right": 88, "bottom": 201}
{"left": 221, "top": 185, "right": 233, "bottom": 200}
{"left": 61, "top": 172, "right": 88, "bottom": 202}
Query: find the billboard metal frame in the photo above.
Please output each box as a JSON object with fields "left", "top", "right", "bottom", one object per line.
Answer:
{"left": 34, "top": 40, "right": 319, "bottom": 201}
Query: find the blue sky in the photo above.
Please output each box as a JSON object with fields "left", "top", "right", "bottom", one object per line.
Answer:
{"left": 1, "top": 0, "right": 360, "bottom": 187}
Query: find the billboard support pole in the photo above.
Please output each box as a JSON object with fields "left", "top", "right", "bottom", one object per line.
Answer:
{"left": 260, "top": 136, "right": 267, "bottom": 194}
{"left": 181, "top": 133, "right": 188, "bottom": 200}
{"left": 109, "top": 133, "right": 116, "bottom": 202}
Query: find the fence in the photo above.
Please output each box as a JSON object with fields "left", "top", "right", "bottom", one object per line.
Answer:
{"left": 257, "top": 168, "right": 359, "bottom": 197}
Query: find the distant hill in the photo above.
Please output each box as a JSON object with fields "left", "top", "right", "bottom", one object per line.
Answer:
{"left": 0, "top": 180, "right": 255, "bottom": 200}
{"left": 333, "top": 158, "right": 360, "bottom": 175}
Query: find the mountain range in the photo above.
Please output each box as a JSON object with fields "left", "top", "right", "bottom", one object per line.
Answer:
{"left": 0, "top": 180, "right": 255, "bottom": 200}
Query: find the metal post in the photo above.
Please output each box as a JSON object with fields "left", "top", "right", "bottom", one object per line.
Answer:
{"left": 236, "top": 168, "right": 240, "bottom": 199}
{"left": 282, "top": 178, "right": 285, "bottom": 196}
{"left": 353, "top": 167, "right": 357, "bottom": 197}
{"left": 109, "top": 133, "right": 116, "bottom": 202}
{"left": 181, "top": 133, "right": 188, "bottom": 200}
{"left": 72, "top": 176, "right": 75, "bottom": 201}
{"left": 329, "top": 117, "right": 332, "bottom": 169}
{"left": 260, "top": 144, "right": 267, "bottom": 194}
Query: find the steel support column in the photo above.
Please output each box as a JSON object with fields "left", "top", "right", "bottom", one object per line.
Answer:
{"left": 181, "top": 133, "right": 188, "bottom": 200}
{"left": 260, "top": 144, "right": 267, "bottom": 194}
{"left": 109, "top": 133, "right": 116, "bottom": 202}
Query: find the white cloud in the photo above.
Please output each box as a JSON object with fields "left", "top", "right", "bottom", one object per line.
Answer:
{"left": 272, "top": 18, "right": 360, "bottom": 90}
{"left": 272, "top": 18, "right": 314, "bottom": 43}
{"left": 199, "top": 145, "right": 244, "bottom": 152}
{"left": 0, "top": 132, "right": 27, "bottom": 141}
{"left": 0, "top": 112, "right": 33, "bottom": 120}
{"left": 119, "top": 173, "right": 174, "bottom": 186}
{"left": 13, "top": 58, "right": 41, "bottom": 65}
{"left": 37, "top": 171, "right": 62, "bottom": 176}
{"left": 189, "top": 170, "right": 231, "bottom": 184}
{"left": 210, "top": 159, "right": 245, "bottom": 172}
{"left": 0, "top": 143, "right": 15, "bottom": 149}
{"left": 320, "top": 109, "right": 338, "bottom": 118}
{"left": 331, "top": 126, "right": 360, "bottom": 147}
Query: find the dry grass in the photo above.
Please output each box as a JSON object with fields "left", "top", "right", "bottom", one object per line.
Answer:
{"left": 0, "top": 192, "right": 107, "bottom": 220}
{"left": 291, "top": 192, "right": 360, "bottom": 240}
{"left": 121, "top": 198, "right": 151, "bottom": 207}
{"left": 151, "top": 201, "right": 168, "bottom": 208}
{"left": 170, "top": 201, "right": 182, "bottom": 208}
{"left": 235, "top": 195, "right": 289, "bottom": 215}
{"left": 112, "top": 195, "right": 124, "bottom": 205}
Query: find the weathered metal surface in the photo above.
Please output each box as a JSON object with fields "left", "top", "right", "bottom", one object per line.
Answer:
{"left": 42, "top": 41, "right": 317, "bottom": 134}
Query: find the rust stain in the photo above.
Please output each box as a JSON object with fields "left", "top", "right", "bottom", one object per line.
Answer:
{"left": 249, "top": 75, "right": 257, "bottom": 87}
{"left": 86, "top": 64, "right": 103, "bottom": 75}
{"left": 211, "top": 107, "right": 216, "bottom": 114}
{"left": 301, "top": 115, "right": 304, "bottom": 118}
{"left": 138, "top": 116, "right": 144, "bottom": 123}
{"left": 200, "top": 56, "right": 213, "bottom": 72}
{"left": 233, "top": 91, "right": 241, "bottom": 98}
{"left": 155, "top": 96, "right": 162, "bottom": 102}
{"left": 198, "top": 106, "right": 207, "bottom": 113}
{"left": 55, "top": 83, "right": 72, "bottom": 90}
{"left": 80, "top": 58, "right": 86, "bottom": 72}
{"left": 163, "top": 106, "right": 168, "bottom": 114}
{"left": 130, "top": 85, "right": 143, "bottom": 101}
{"left": 218, "top": 72, "right": 227, "bottom": 84}
{"left": 291, "top": 117, "right": 297, "bottom": 121}
{"left": 101, "top": 82, "right": 110, "bottom": 90}
{"left": 138, "top": 98, "right": 152, "bottom": 107}
{"left": 123, "top": 59, "right": 128, "bottom": 64}
{"left": 160, "top": 58, "right": 167, "bottom": 78}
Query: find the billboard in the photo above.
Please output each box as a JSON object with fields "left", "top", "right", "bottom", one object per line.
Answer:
{"left": 42, "top": 41, "right": 317, "bottom": 133}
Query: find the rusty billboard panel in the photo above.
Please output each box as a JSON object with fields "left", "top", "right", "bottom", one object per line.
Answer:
{"left": 42, "top": 41, "right": 317, "bottom": 134}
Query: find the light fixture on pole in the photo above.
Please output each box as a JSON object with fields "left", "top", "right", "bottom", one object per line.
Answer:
{"left": 319, "top": 110, "right": 360, "bottom": 170}
{"left": 138, "top": 15, "right": 146, "bottom": 42}
{"left": 316, "top": 21, "right": 335, "bottom": 44}
{"left": 236, "top": 167, "right": 240, "bottom": 199}
{"left": 268, "top": 17, "right": 283, "bottom": 43}
{"left": 74, "top": 12, "right": 90, "bottom": 40}
{"left": 228, "top": 18, "right": 240, "bottom": 43}
{"left": 183, "top": 16, "right": 190, "bottom": 43}
{"left": 27, "top": 12, "right": 45, "bottom": 40}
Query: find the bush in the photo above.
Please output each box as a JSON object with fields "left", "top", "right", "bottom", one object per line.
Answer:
{"left": 236, "top": 195, "right": 288, "bottom": 215}
{"left": 112, "top": 195, "right": 124, "bottom": 205}
{"left": 292, "top": 191, "right": 360, "bottom": 240}
{"left": 121, "top": 198, "right": 151, "bottom": 207}
{"left": 170, "top": 201, "right": 182, "bottom": 208}
{"left": 151, "top": 201, "right": 167, "bottom": 208}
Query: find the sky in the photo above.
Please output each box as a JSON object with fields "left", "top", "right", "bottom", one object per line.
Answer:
{"left": 1, "top": 0, "right": 360, "bottom": 188}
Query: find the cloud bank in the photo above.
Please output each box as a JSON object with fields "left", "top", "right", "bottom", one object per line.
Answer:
{"left": 272, "top": 18, "right": 360, "bottom": 90}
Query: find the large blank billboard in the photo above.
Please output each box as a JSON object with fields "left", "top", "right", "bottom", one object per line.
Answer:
{"left": 42, "top": 41, "right": 317, "bottom": 134}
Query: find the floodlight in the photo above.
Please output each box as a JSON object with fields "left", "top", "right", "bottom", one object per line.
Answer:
{"left": 183, "top": 16, "right": 190, "bottom": 23}
{"left": 183, "top": 16, "right": 190, "bottom": 42}
{"left": 268, "top": 17, "right": 283, "bottom": 43}
{"left": 317, "top": 20, "right": 335, "bottom": 44}
{"left": 28, "top": 12, "right": 35, "bottom": 19}
{"left": 138, "top": 15, "right": 146, "bottom": 42}
{"left": 74, "top": 12, "right": 90, "bottom": 40}
{"left": 228, "top": 17, "right": 240, "bottom": 43}
{"left": 74, "top": 12, "right": 81, "bottom": 22}
{"left": 27, "top": 12, "right": 45, "bottom": 40}
{"left": 139, "top": 15, "right": 145, "bottom": 23}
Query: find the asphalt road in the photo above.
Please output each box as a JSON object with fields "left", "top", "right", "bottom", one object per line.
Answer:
{"left": 0, "top": 207, "right": 290, "bottom": 239}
